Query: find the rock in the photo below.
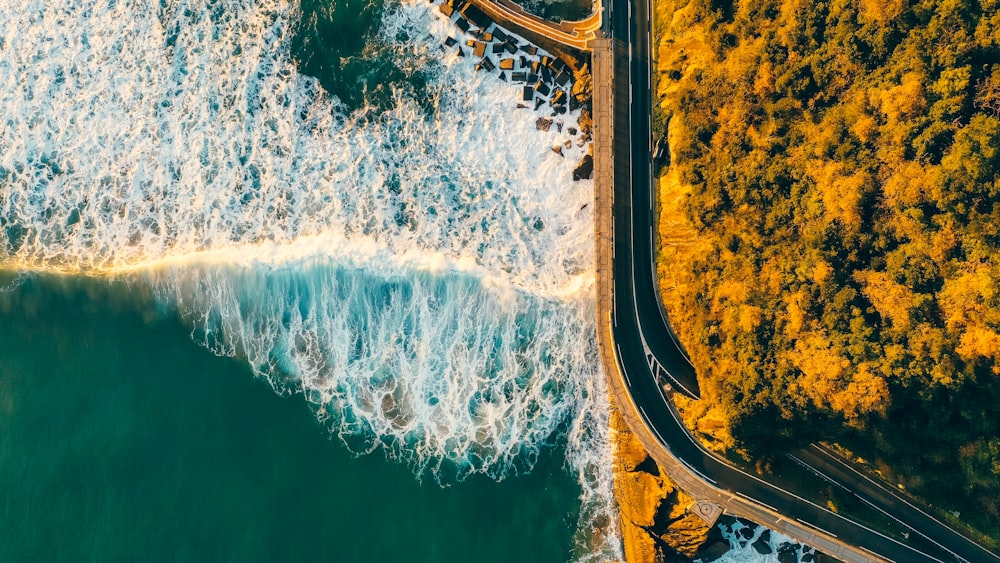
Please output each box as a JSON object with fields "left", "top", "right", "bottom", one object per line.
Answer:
{"left": 551, "top": 145, "right": 563, "bottom": 156}
{"left": 572, "top": 69, "right": 592, "bottom": 101}
{"left": 611, "top": 409, "right": 712, "bottom": 561}
{"left": 777, "top": 542, "right": 799, "bottom": 563}
{"left": 535, "top": 117, "right": 553, "bottom": 132}
{"left": 568, "top": 127, "right": 577, "bottom": 136}
{"left": 696, "top": 539, "right": 731, "bottom": 563}
{"left": 751, "top": 530, "right": 773, "bottom": 555}
{"left": 577, "top": 108, "right": 592, "bottom": 134}
{"left": 551, "top": 89, "right": 567, "bottom": 106}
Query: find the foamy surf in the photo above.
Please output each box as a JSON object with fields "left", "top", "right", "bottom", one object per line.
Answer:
{"left": 0, "top": 0, "right": 618, "bottom": 560}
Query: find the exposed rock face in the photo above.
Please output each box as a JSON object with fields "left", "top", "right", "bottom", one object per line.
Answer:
{"left": 535, "top": 116, "right": 553, "bottom": 131}
{"left": 611, "top": 408, "right": 712, "bottom": 562}
{"left": 573, "top": 153, "right": 593, "bottom": 181}
{"left": 751, "top": 529, "right": 773, "bottom": 554}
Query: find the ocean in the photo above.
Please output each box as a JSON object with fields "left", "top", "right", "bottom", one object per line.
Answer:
{"left": 0, "top": 0, "right": 615, "bottom": 560}
{"left": 0, "top": 0, "right": 789, "bottom": 561}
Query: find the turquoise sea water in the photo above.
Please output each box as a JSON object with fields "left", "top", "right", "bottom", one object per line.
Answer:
{"left": 0, "top": 0, "right": 617, "bottom": 559}
{"left": 0, "top": 275, "right": 581, "bottom": 562}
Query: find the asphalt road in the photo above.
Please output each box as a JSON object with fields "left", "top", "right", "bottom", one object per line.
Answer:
{"left": 606, "top": 0, "right": 1000, "bottom": 560}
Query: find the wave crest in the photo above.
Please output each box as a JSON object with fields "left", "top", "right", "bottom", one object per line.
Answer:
{"left": 0, "top": 0, "right": 619, "bottom": 560}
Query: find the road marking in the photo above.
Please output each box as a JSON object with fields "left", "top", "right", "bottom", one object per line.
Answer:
{"left": 649, "top": 374, "right": 946, "bottom": 560}
{"left": 796, "top": 518, "right": 838, "bottom": 539}
{"left": 786, "top": 453, "right": 852, "bottom": 493}
{"left": 598, "top": 7, "right": 961, "bottom": 561}
{"left": 800, "top": 448, "right": 974, "bottom": 563}
{"left": 736, "top": 491, "right": 777, "bottom": 513}
{"left": 810, "top": 444, "right": 1000, "bottom": 561}
{"left": 617, "top": 344, "right": 631, "bottom": 385}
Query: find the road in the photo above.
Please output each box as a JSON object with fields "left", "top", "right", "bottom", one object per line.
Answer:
{"left": 604, "top": 0, "right": 1000, "bottom": 560}
{"left": 468, "top": 0, "right": 602, "bottom": 50}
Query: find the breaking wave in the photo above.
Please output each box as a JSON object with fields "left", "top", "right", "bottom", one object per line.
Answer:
{"left": 0, "top": 0, "right": 618, "bottom": 559}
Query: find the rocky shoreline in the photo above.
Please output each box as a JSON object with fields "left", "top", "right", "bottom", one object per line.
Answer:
{"left": 432, "top": 0, "right": 594, "bottom": 181}
{"left": 610, "top": 407, "right": 715, "bottom": 562}
{"left": 432, "top": 3, "right": 837, "bottom": 561}
{"left": 611, "top": 406, "right": 843, "bottom": 562}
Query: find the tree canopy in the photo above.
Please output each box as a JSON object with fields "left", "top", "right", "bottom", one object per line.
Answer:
{"left": 654, "top": 0, "right": 1000, "bottom": 537}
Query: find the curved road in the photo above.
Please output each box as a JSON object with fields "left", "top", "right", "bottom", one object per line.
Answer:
{"left": 606, "top": 0, "right": 1000, "bottom": 560}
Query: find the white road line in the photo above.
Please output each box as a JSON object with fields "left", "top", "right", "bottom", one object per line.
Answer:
{"left": 796, "top": 518, "right": 839, "bottom": 539}
{"left": 605, "top": 7, "right": 956, "bottom": 561}
{"left": 736, "top": 491, "right": 777, "bottom": 513}
{"left": 649, "top": 376, "right": 944, "bottom": 560}
{"left": 786, "top": 453, "right": 852, "bottom": 493}
{"left": 678, "top": 456, "right": 717, "bottom": 485}
{"left": 801, "top": 448, "right": 972, "bottom": 563}
{"left": 812, "top": 444, "right": 1000, "bottom": 561}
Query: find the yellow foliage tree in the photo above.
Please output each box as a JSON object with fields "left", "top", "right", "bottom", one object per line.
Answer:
{"left": 855, "top": 270, "right": 916, "bottom": 330}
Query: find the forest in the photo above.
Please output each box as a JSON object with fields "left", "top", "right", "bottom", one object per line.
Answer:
{"left": 652, "top": 0, "right": 1000, "bottom": 538}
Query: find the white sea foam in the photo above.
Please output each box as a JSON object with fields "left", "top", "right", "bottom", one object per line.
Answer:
{"left": 697, "top": 518, "right": 810, "bottom": 563}
{"left": 0, "top": 0, "right": 617, "bottom": 559}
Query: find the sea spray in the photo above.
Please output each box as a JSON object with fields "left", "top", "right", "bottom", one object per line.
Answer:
{"left": 0, "top": 0, "right": 619, "bottom": 560}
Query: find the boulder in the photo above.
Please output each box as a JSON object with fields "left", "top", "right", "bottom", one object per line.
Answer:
{"left": 697, "top": 539, "right": 731, "bottom": 563}
{"left": 777, "top": 542, "right": 799, "bottom": 563}
{"left": 751, "top": 530, "right": 773, "bottom": 555}
{"left": 611, "top": 409, "right": 712, "bottom": 561}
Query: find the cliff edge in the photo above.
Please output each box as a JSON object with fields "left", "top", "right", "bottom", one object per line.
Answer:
{"left": 611, "top": 407, "right": 713, "bottom": 562}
